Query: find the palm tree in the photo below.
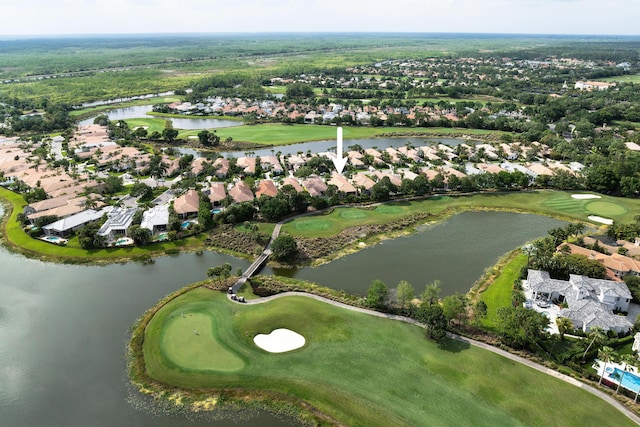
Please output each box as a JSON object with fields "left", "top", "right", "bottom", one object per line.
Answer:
{"left": 616, "top": 354, "right": 637, "bottom": 394}
{"left": 597, "top": 346, "right": 617, "bottom": 385}
{"left": 556, "top": 317, "right": 574, "bottom": 341}
{"left": 582, "top": 327, "right": 606, "bottom": 362}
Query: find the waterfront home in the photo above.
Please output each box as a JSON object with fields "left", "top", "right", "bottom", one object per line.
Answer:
{"left": 525, "top": 269, "right": 633, "bottom": 334}
{"left": 173, "top": 189, "right": 200, "bottom": 219}
{"left": 42, "top": 207, "right": 110, "bottom": 237}
{"left": 97, "top": 207, "right": 137, "bottom": 241}
{"left": 236, "top": 157, "right": 256, "bottom": 175}
{"left": 259, "top": 156, "right": 284, "bottom": 175}
{"left": 212, "top": 158, "right": 230, "bottom": 178}
{"left": 26, "top": 196, "right": 91, "bottom": 224}
{"left": 140, "top": 204, "right": 169, "bottom": 235}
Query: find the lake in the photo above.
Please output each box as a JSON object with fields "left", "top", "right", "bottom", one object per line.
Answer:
{"left": 78, "top": 105, "right": 243, "bottom": 130}
{"left": 0, "top": 206, "right": 563, "bottom": 426}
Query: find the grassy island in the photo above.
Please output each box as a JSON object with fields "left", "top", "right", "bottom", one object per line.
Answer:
{"left": 130, "top": 283, "right": 636, "bottom": 427}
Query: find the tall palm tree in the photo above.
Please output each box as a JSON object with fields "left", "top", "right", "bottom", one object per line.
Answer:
{"left": 616, "top": 354, "right": 637, "bottom": 394}
{"left": 597, "top": 346, "right": 617, "bottom": 386}
{"left": 582, "top": 327, "right": 606, "bottom": 362}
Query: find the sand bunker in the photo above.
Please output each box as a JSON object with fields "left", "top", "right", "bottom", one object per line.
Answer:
{"left": 588, "top": 215, "right": 614, "bottom": 225}
{"left": 572, "top": 194, "right": 602, "bottom": 200}
{"left": 253, "top": 328, "right": 305, "bottom": 353}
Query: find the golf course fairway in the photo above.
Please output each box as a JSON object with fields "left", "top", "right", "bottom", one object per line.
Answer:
{"left": 136, "top": 287, "right": 636, "bottom": 427}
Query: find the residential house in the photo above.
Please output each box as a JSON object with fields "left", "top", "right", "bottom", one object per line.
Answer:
{"left": 97, "top": 207, "right": 137, "bottom": 241}
{"left": 255, "top": 179, "right": 279, "bottom": 198}
{"left": 236, "top": 157, "right": 256, "bottom": 175}
{"left": 328, "top": 173, "right": 357, "bottom": 195}
{"left": 42, "top": 207, "right": 110, "bottom": 237}
{"left": 259, "top": 156, "right": 284, "bottom": 175}
{"left": 140, "top": 204, "right": 170, "bottom": 234}
{"left": 558, "top": 243, "right": 640, "bottom": 279}
{"left": 173, "top": 189, "right": 200, "bottom": 219}
{"left": 229, "top": 181, "right": 254, "bottom": 203}
{"left": 212, "top": 158, "right": 230, "bottom": 178}
{"left": 303, "top": 176, "right": 328, "bottom": 197}
{"left": 526, "top": 269, "right": 633, "bottom": 334}
{"left": 207, "top": 182, "right": 227, "bottom": 206}
{"left": 282, "top": 177, "right": 304, "bottom": 192}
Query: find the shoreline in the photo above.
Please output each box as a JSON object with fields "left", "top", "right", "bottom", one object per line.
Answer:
{"left": 0, "top": 189, "right": 599, "bottom": 266}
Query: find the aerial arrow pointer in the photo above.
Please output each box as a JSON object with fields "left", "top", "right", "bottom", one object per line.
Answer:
{"left": 331, "top": 127, "right": 348, "bottom": 174}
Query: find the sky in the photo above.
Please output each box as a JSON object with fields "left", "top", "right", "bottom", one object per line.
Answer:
{"left": 3, "top": 0, "right": 640, "bottom": 36}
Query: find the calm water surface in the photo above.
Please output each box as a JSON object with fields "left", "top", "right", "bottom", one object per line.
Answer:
{"left": 79, "top": 105, "right": 243, "bottom": 129}
{"left": 0, "top": 205, "right": 563, "bottom": 427}
{"left": 267, "top": 211, "right": 566, "bottom": 296}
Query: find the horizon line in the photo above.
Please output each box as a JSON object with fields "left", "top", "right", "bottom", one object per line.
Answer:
{"left": 1, "top": 31, "right": 640, "bottom": 39}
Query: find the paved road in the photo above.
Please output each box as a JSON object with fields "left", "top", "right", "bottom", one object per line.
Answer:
{"left": 236, "top": 291, "right": 640, "bottom": 425}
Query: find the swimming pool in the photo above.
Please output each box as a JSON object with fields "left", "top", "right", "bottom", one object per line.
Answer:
{"left": 610, "top": 368, "right": 640, "bottom": 394}
{"left": 42, "top": 235, "right": 67, "bottom": 245}
{"left": 181, "top": 221, "right": 191, "bottom": 229}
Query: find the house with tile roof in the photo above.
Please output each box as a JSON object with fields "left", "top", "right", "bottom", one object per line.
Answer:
{"left": 207, "top": 182, "right": 227, "bottom": 206}
{"left": 302, "top": 176, "right": 328, "bottom": 197}
{"left": 255, "top": 179, "right": 279, "bottom": 198}
{"left": 173, "top": 189, "right": 200, "bottom": 218}
{"left": 229, "top": 181, "right": 254, "bottom": 203}
{"left": 526, "top": 269, "right": 633, "bottom": 334}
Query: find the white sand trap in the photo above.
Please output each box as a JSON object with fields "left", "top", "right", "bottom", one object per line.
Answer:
{"left": 572, "top": 194, "right": 602, "bottom": 200}
{"left": 588, "top": 215, "right": 614, "bottom": 225}
{"left": 253, "top": 328, "right": 305, "bottom": 353}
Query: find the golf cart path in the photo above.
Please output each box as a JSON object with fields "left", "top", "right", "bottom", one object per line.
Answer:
{"left": 241, "top": 291, "right": 640, "bottom": 425}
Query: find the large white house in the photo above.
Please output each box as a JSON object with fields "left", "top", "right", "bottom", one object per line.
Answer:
{"left": 526, "top": 269, "right": 633, "bottom": 334}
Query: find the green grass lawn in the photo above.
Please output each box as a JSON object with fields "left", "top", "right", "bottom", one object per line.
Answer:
{"left": 284, "top": 191, "right": 640, "bottom": 238}
{"left": 174, "top": 124, "right": 504, "bottom": 145}
{"left": 601, "top": 74, "right": 640, "bottom": 83}
{"left": 124, "top": 117, "right": 170, "bottom": 135}
{"left": 142, "top": 287, "right": 636, "bottom": 427}
{"left": 481, "top": 253, "right": 527, "bottom": 330}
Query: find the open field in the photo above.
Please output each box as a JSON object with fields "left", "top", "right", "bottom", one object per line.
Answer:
{"left": 601, "top": 74, "right": 640, "bottom": 83}
{"left": 140, "top": 287, "right": 636, "bottom": 427}
{"left": 284, "top": 191, "right": 640, "bottom": 238}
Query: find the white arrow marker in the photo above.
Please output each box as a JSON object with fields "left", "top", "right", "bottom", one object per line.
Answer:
{"left": 331, "top": 127, "right": 348, "bottom": 174}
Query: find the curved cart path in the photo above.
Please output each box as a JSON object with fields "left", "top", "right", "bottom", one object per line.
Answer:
{"left": 237, "top": 291, "right": 640, "bottom": 425}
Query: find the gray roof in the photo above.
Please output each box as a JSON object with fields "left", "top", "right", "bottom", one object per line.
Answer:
{"left": 98, "top": 207, "right": 137, "bottom": 236}
{"left": 140, "top": 204, "right": 169, "bottom": 231}
{"left": 42, "top": 207, "right": 110, "bottom": 233}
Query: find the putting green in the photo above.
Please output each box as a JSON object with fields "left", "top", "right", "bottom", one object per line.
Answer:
{"left": 586, "top": 201, "right": 627, "bottom": 217}
{"left": 339, "top": 209, "right": 370, "bottom": 220}
{"left": 161, "top": 312, "right": 244, "bottom": 372}
{"left": 293, "top": 219, "right": 332, "bottom": 232}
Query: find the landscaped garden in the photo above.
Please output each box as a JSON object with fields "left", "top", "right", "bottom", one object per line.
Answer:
{"left": 134, "top": 286, "right": 637, "bottom": 427}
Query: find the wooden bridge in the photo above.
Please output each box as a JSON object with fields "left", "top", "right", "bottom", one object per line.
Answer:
{"left": 230, "top": 223, "right": 282, "bottom": 294}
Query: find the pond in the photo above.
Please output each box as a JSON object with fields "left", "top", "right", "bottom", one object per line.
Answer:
{"left": 266, "top": 211, "right": 566, "bottom": 296}
{"left": 179, "top": 136, "right": 471, "bottom": 159}
{"left": 78, "top": 105, "right": 243, "bottom": 130}
{"left": 0, "top": 206, "right": 564, "bottom": 426}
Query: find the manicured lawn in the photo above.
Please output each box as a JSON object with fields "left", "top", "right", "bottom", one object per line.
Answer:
{"left": 143, "top": 287, "right": 636, "bottom": 427}
{"left": 284, "top": 191, "right": 640, "bottom": 238}
{"left": 481, "top": 253, "right": 527, "bottom": 329}
{"left": 174, "top": 124, "right": 504, "bottom": 145}
{"left": 601, "top": 74, "right": 640, "bottom": 83}
{"left": 124, "top": 117, "right": 169, "bottom": 135}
